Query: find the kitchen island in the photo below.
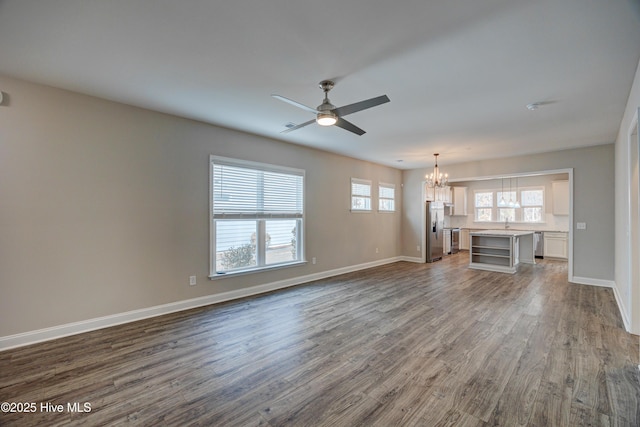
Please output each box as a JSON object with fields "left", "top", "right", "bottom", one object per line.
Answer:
{"left": 469, "top": 230, "right": 535, "bottom": 274}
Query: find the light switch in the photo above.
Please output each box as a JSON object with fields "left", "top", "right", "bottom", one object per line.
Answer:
{"left": 576, "top": 222, "right": 586, "bottom": 230}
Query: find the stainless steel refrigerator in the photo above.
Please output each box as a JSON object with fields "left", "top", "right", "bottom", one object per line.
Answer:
{"left": 426, "top": 201, "right": 444, "bottom": 262}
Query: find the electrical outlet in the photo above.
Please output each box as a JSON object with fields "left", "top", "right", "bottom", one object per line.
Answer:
{"left": 189, "top": 276, "right": 196, "bottom": 286}
{"left": 375, "top": 247, "right": 379, "bottom": 253}
{"left": 576, "top": 222, "right": 587, "bottom": 230}
{"left": 312, "top": 257, "right": 317, "bottom": 265}
{"left": 417, "top": 245, "right": 421, "bottom": 252}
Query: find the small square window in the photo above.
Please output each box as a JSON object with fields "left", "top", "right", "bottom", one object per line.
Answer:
{"left": 351, "top": 178, "right": 372, "bottom": 211}
{"left": 379, "top": 183, "right": 395, "bottom": 212}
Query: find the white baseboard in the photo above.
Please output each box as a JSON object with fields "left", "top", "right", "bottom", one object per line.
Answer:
{"left": 571, "top": 276, "right": 631, "bottom": 333}
{"left": 399, "top": 256, "right": 423, "bottom": 263}
{"left": 570, "top": 276, "right": 615, "bottom": 288}
{"left": 0, "top": 257, "right": 403, "bottom": 351}
{"left": 611, "top": 284, "right": 632, "bottom": 333}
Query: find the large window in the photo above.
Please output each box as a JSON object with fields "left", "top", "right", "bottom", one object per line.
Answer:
{"left": 210, "top": 156, "right": 304, "bottom": 276}
{"left": 474, "top": 187, "right": 544, "bottom": 223}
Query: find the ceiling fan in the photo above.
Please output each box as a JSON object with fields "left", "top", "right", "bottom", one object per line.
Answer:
{"left": 272, "top": 80, "right": 390, "bottom": 136}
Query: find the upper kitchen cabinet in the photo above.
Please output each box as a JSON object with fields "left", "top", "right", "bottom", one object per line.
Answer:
{"left": 425, "top": 185, "right": 452, "bottom": 204}
{"left": 552, "top": 180, "right": 569, "bottom": 215}
{"left": 451, "top": 187, "right": 468, "bottom": 216}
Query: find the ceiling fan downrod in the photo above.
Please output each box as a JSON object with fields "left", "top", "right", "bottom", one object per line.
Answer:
{"left": 316, "top": 80, "right": 337, "bottom": 126}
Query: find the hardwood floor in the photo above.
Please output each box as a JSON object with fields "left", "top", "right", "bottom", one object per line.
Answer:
{"left": 1, "top": 254, "right": 639, "bottom": 426}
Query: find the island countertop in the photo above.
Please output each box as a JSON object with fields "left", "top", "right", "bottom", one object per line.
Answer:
{"left": 469, "top": 229, "right": 534, "bottom": 237}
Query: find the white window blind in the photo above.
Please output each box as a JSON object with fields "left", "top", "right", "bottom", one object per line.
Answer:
{"left": 212, "top": 159, "right": 304, "bottom": 219}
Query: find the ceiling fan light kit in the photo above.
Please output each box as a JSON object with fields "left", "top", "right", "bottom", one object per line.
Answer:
{"left": 316, "top": 112, "right": 337, "bottom": 126}
{"left": 272, "top": 80, "right": 390, "bottom": 135}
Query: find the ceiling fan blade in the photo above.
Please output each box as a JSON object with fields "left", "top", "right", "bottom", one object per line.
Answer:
{"left": 333, "top": 95, "right": 390, "bottom": 117}
{"left": 335, "top": 117, "right": 366, "bottom": 136}
{"left": 271, "top": 94, "right": 318, "bottom": 114}
{"left": 280, "top": 119, "right": 316, "bottom": 134}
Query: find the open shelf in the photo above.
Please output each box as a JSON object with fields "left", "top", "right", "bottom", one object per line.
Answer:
{"left": 470, "top": 234, "right": 515, "bottom": 273}
{"left": 471, "top": 254, "right": 510, "bottom": 266}
{"left": 471, "top": 236, "right": 510, "bottom": 249}
{"left": 471, "top": 247, "right": 510, "bottom": 257}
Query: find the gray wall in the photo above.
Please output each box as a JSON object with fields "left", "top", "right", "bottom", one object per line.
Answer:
{"left": 0, "top": 75, "right": 402, "bottom": 337}
{"left": 402, "top": 145, "right": 615, "bottom": 281}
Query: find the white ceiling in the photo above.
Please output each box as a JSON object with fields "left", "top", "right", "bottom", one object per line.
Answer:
{"left": 1, "top": 0, "right": 639, "bottom": 169}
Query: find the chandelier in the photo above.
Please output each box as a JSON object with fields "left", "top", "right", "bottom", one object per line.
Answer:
{"left": 425, "top": 153, "right": 449, "bottom": 188}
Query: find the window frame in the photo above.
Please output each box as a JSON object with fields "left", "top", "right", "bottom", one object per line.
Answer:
{"left": 209, "top": 155, "right": 305, "bottom": 278}
{"left": 474, "top": 190, "right": 494, "bottom": 222}
{"left": 473, "top": 186, "right": 545, "bottom": 224}
{"left": 351, "top": 178, "right": 372, "bottom": 212}
{"left": 378, "top": 182, "right": 396, "bottom": 212}
{"left": 519, "top": 187, "right": 545, "bottom": 223}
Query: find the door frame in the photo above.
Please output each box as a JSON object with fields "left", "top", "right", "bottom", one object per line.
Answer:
{"left": 626, "top": 108, "right": 639, "bottom": 334}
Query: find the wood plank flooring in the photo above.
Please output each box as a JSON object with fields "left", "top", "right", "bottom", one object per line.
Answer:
{"left": 1, "top": 254, "right": 639, "bottom": 426}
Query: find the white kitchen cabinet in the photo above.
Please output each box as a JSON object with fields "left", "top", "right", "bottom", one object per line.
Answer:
{"left": 425, "top": 185, "right": 452, "bottom": 204}
{"left": 544, "top": 232, "right": 568, "bottom": 259}
{"left": 552, "top": 181, "right": 569, "bottom": 216}
{"left": 460, "top": 229, "right": 470, "bottom": 250}
{"left": 425, "top": 184, "right": 434, "bottom": 201}
{"left": 451, "top": 187, "right": 468, "bottom": 216}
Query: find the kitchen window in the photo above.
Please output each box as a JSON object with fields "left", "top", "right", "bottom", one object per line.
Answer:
{"left": 474, "top": 187, "right": 544, "bottom": 223}
{"left": 378, "top": 183, "right": 395, "bottom": 212}
{"left": 474, "top": 191, "right": 493, "bottom": 222}
{"left": 520, "top": 189, "right": 544, "bottom": 222}
{"left": 351, "top": 178, "right": 372, "bottom": 211}
{"left": 210, "top": 156, "right": 304, "bottom": 276}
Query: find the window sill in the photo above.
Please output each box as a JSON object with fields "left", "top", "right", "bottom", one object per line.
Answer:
{"left": 209, "top": 260, "right": 307, "bottom": 280}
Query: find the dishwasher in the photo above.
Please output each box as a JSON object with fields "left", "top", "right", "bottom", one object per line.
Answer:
{"left": 443, "top": 229, "right": 451, "bottom": 255}
{"left": 451, "top": 228, "right": 460, "bottom": 254}
{"left": 534, "top": 231, "right": 544, "bottom": 258}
